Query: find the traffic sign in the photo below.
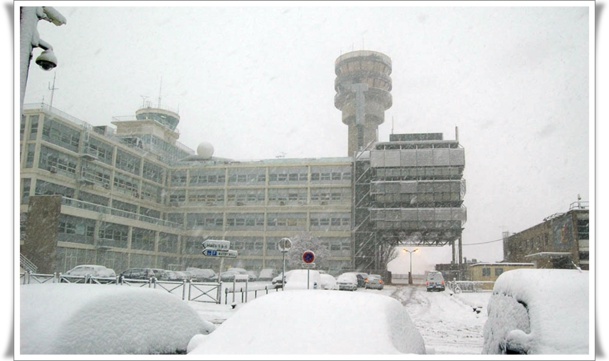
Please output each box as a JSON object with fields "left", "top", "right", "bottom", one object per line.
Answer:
{"left": 278, "top": 238, "right": 292, "bottom": 252}
{"left": 202, "top": 249, "right": 218, "bottom": 256}
{"left": 302, "top": 250, "right": 315, "bottom": 264}
{"left": 202, "top": 239, "right": 230, "bottom": 250}
{"left": 202, "top": 248, "right": 238, "bottom": 258}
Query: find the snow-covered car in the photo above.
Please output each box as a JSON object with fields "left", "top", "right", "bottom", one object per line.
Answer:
{"left": 425, "top": 271, "right": 445, "bottom": 292}
{"left": 186, "top": 267, "right": 217, "bottom": 281}
{"left": 336, "top": 272, "right": 358, "bottom": 291}
{"left": 160, "top": 270, "right": 187, "bottom": 281}
{"left": 119, "top": 268, "right": 157, "bottom": 280}
{"left": 364, "top": 274, "right": 384, "bottom": 290}
{"left": 220, "top": 268, "right": 249, "bottom": 282}
{"left": 258, "top": 268, "right": 276, "bottom": 281}
{"left": 187, "top": 290, "right": 426, "bottom": 354}
{"left": 320, "top": 273, "right": 337, "bottom": 290}
{"left": 283, "top": 269, "right": 321, "bottom": 290}
{"left": 234, "top": 274, "right": 249, "bottom": 282}
{"left": 20, "top": 283, "right": 215, "bottom": 354}
{"left": 271, "top": 271, "right": 291, "bottom": 289}
{"left": 246, "top": 270, "right": 258, "bottom": 281}
{"left": 482, "top": 269, "right": 589, "bottom": 355}
{"left": 64, "top": 265, "right": 116, "bottom": 278}
{"left": 341, "top": 272, "right": 367, "bottom": 287}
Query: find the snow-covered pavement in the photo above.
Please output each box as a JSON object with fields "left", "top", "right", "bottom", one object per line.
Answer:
{"left": 390, "top": 285, "right": 490, "bottom": 354}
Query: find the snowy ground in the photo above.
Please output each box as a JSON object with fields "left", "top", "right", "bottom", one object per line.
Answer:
{"left": 187, "top": 283, "right": 491, "bottom": 355}
{"left": 389, "top": 286, "right": 490, "bottom": 354}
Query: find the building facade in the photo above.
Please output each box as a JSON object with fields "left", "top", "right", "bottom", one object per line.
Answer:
{"left": 502, "top": 202, "right": 589, "bottom": 270}
{"left": 19, "top": 50, "right": 467, "bottom": 276}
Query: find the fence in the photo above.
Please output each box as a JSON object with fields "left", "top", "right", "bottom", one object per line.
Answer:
{"left": 20, "top": 271, "right": 223, "bottom": 303}
{"left": 446, "top": 280, "right": 494, "bottom": 293}
{"left": 223, "top": 282, "right": 282, "bottom": 305}
{"left": 19, "top": 271, "right": 281, "bottom": 305}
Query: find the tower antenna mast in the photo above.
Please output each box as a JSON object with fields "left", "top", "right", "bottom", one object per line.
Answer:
{"left": 157, "top": 76, "right": 163, "bottom": 108}
{"left": 48, "top": 72, "right": 58, "bottom": 110}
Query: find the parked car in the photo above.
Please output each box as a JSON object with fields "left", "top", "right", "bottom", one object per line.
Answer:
{"left": 283, "top": 269, "right": 321, "bottom": 290}
{"left": 364, "top": 274, "right": 384, "bottom": 290}
{"left": 482, "top": 269, "right": 589, "bottom": 355}
{"left": 342, "top": 272, "right": 367, "bottom": 287}
{"left": 258, "top": 268, "right": 276, "bottom": 281}
{"left": 271, "top": 271, "right": 291, "bottom": 289}
{"left": 187, "top": 291, "right": 426, "bottom": 354}
{"left": 186, "top": 267, "right": 217, "bottom": 281}
{"left": 425, "top": 271, "right": 445, "bottom": 292}
{"left": 246, "top": 270, "right": 259, "bottom": 281}
{"left": 21, "top": 283, "right": 215, "bottom": 354}
{"left": 64, "top": 265, "right": 116, "bottom": 278}
{"left": 336, "top": 272, "right": 358, "bottom": 291}
{"left": 320, "top": 273, "right": 338, "bottom": 290}
{"left": 160, "top": 270, "right": 186, "bottom": 281}
{"left": 120, "top": 268, "right": 157, "bottom": 280}
{"left": 150, "top": 268, "right": 165, "bottom": 279}
{"left": 220, "top": 268, "right": 249, "bottom": 282}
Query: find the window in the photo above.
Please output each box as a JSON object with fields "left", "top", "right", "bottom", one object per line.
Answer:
{"left": 494, "top": 268, "right": 503, "bottom": 277}
{"left": 482, "top": 267, "right": 491, "bottom": 277}
{"left": 577, "top": 219, "right": 589, "bottom": 240}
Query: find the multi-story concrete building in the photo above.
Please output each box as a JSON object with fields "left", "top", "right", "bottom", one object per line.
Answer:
{"left": 502, "top": 200, "right": 589, "bottom": 270}
{"left": 19, "top": 50, "right": 467, "bottom": 276}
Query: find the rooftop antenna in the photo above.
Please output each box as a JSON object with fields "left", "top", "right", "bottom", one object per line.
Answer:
{"left": 140, "top": 95, "right": 149, "bottom": 108}
{"left": 48, "top": 72, "right": 58, "bottom": 110}
{"left": 157, "top": 76, "right": 163, "bottom": 108}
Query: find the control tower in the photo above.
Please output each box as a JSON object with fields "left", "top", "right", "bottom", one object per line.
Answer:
{"left": 334, "top": 50, "right": 393, "bottom": 156}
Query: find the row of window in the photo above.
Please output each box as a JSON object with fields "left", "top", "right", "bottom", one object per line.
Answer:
{"left": 184, "top": 214, "right": 351, "bottom": 229}
{"left": 171, "top": 171, "right": 352, "bottom": 185}
{"left": 56, "top": 215, "right": 351, "bottom": 254}
{"left": 481, "top": 267, "right": 504, "bottom": 277}
{"left": 170, "top": 188, "right": 351, "bottom": 205}
{"left": 375, "top": 166, "right": 463, "bottom": 180}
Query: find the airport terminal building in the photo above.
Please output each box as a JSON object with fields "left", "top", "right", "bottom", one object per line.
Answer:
{"left": 19, "top": 51, "right": 467, "bottom": 275}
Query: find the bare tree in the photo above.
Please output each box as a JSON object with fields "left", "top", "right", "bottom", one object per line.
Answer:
{"left": 286, "top": 232, "right": 330, "bottom": 270}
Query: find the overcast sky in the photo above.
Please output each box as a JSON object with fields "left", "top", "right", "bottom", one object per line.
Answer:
{"left": 18, "top": 1, "right": 594, "bottom": 264}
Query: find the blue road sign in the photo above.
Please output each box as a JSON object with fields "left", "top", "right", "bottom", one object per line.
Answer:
{"left": 203, "top": 249, "right": 218, "bottom": 256}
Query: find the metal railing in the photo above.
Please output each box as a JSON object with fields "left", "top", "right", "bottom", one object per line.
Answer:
{"left": 20, "top": 254, "right": 38, "bottom": 273}
{"left": 19, "top": 271, "right": 224, "bottom": 304}
{"left": 61, "top": 197, "right": 182, "bottom": 228}
{"left": 446, "top": 280, "right": 494, "bottom": 293}
{"left": 223, "top": 280, "right": 281, "bottom": 305}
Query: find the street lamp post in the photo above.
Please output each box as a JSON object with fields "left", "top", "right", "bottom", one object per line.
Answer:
{"left": 403, "top": 248, "right": 418, "bottom": 285}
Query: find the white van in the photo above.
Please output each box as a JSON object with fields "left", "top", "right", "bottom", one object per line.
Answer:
{"left": 425, "top": 271, "right": 445, "bottom": 292}
{"left": 283, "top": 269, "right": 321, "bottom": 290}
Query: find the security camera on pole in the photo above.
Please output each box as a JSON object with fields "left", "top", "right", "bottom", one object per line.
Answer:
{"left": 20, "top": 6, "right": 67, "bottom": 111}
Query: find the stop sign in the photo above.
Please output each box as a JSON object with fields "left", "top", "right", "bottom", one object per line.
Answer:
{"left": 302, "top": 250, "right": 315, "bottom": 264}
